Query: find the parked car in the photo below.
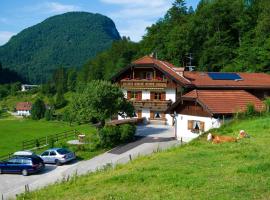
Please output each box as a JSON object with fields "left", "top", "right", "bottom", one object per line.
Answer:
{"left": 0, "top": 155, "right": 45, "bottom": 176}
{"left": 40, "top": 148, "right": 76, "bottom": 166}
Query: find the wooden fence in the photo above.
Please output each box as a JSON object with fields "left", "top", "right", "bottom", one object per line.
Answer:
{"left": 22, "top": 129, "right": 80, "bottom": 150}
{"left": 0, "top": 153, "right": 13, "bottom": 161}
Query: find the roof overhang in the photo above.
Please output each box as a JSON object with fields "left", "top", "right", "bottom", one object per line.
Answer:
{"left": 111, "top": 63, "right": 191, "bottom": 87}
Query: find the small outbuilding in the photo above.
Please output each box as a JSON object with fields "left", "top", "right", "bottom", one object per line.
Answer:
{"left": 167, "top": 90, "right": 265, "bottom": 142}
{"left": 16, "top": 102, "right": 32, "bottom": 116}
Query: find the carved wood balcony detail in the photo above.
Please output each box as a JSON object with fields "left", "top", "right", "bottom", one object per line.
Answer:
{"left": 120, "top": 79, "right": 167, "bottom": 89}
{"left": 130, "top": 100, "right": 172, "bottom": 111}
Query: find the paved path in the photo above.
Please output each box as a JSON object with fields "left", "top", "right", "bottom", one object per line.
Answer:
{"left": 0, "top": 124, "right": 180, "bottom": 199}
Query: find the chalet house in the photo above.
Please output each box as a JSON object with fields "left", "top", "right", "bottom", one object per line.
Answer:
{"left": 112, "top": 56, "right": 192, "bottom": 125}
{"left": 16, "top": 102, "right": 32, "bottom": 116}
{"left": 167, "top": 90, "right": 265, "bottom": 142}
{"left": 112, "top": 55, "right": 270, "bottom": 138}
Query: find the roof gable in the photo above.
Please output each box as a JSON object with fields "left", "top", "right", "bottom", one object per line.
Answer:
{"left": 182, "top": 90, "right": 265, "bottom": 114}
{"left": 112, "top": 56, "right": 190, "bottom": 86}
{"left": 16, "top": 102, "right": 32, "bottom": 111}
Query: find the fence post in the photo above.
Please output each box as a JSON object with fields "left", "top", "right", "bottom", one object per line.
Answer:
{"left": 25, "top": 184, "right": 29, "bottom": 193}
{"left": 2, "top": 193, "right": 4, "bottom": 200}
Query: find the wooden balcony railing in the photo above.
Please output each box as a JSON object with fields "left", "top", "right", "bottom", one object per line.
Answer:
{"left": 120, "top": 79, "right": 167, "bottom": 89}
{"left": 130, "top": 100, "right": 172, "bottom": 111}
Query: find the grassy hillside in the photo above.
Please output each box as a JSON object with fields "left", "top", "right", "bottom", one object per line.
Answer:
{"left": 0, "top": 91, "right": 74, "bottom": 112}
{"left": 0, "top": 117, "right": 95, "bottom": 156}
{"left": 18, "top": 116, "right": 270, "bottom": 200}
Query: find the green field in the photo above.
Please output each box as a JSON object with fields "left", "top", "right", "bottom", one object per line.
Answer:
{"left": 0, "top": 117, "right": 95, "bottom": 156}
{"left": 19, "top": 116, "right": 270, "bottom": 200}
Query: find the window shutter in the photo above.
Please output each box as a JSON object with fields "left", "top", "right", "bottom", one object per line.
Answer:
{"left": 137, "top": 91, "right": 142, "bottom": 100}
{"left": 201, "top": 121, "right": 205, "bottom": 132}
{"left": 161, "top": 92, "right": 166, "bottom": 100}
{"left": 150, "top": 92, "right": 154, "bottom": 100}
{"left": 150, "top": 111, "right": 154, "bottom": 119}
{"left": 127, "top": 91, "right": 131, "bottom": 99}
{"left": 137, "top": 110, "right": 142, "bottom": 118}
{"left": 161, "top": 112, "right": 165, "bottom": 119}
{"left": 188, "top": 120, "right": 193, "bottom": 130}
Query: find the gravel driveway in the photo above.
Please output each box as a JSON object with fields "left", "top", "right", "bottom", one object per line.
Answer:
{"left": 0, "top": 124, "right": 180, "bottom": 199}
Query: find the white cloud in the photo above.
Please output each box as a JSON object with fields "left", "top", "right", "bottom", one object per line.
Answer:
{"left": 44, "top": 2, "right": 81, "bottom": 13}
{"left": 25, "top": 2, "right": 81, "bottom": 14}
{"left": 0, "top": 31, "right": 16, "bottom": 46}
{"left": 100, "top": 0, "right": 173, "bottom": 41}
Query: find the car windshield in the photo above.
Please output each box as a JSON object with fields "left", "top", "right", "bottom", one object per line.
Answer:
{"left": 56, "top": 149, "right": 70, "bottom": 155}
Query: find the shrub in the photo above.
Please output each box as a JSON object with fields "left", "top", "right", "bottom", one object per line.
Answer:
{"left": 119, "top": 124, "right": 136, "bottom": 143}
{"left": 45, "top": 109, "right": 54, "bottom": 121}
{"left": 31, "top": 99, "right": 46, "bottom": 120}
{"left": 245, "top": 103, "right": 256, "bottom": 117}
{"left": 98, "top": 125, "right": 120, "bottom": 148}
{"left": 98, "top": 124, "right": 137, "bottom": 148}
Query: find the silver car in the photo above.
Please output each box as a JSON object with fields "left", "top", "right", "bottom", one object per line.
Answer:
{"left": 40, "top": 148, "right": 76, "bottom": 166}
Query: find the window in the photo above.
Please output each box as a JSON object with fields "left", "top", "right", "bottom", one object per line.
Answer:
{"left": 188, "top": 120, "right": 205, "bottom": 133}
{"left": 154, "top": 112, "right": 161, "bottom": 119}
{"left": 41, "top": 151, "right": 49, "bottom": 156}
{"left": 146, "top": 72, "right": 153, "bottom": 80}
{"left": 131, "top": 91, "right": 137, "bottom": 99}
{"left": 57, "top": 149, "right": 70, "bottom": 155}
{"left": 22, "top": 159, "right": 32, "bottom": 165}
{"left": 154, "top": 92, "right": 161, "bottom": 100}
{"left": 50, "top": 151, "right": 57, "bottom": 156}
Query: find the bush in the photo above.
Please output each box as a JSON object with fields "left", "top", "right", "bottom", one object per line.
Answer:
{"left": 245, "top": 103, "right": 256, "bottom": 117}
{"left": 31, "top": 99, "right": 46, "bottom": 120}
{"left": 45, "top": 109, "right": 54, "bottom": 121}
{"left": 98, "top": 124, "right": 136, "bottom": 148}
{"left": 98, "top": 125, "right": 120, "bottom": 148}
{"left": 119, "top": 124, "right": 136, "bottom": 143}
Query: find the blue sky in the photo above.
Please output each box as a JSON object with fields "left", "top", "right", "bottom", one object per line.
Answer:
{"left": 0, "top": 0, "right": 200, "bottom": 45}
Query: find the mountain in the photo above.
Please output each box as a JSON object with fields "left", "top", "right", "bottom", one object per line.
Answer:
{"left": 0, "top": 12, "right": 121, "bottom": 84}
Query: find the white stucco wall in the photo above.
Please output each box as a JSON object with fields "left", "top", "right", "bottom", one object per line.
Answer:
{"left": 165, "top": 114, "right": 173, "bottom": 126}
{"left": 142, "top": 90, "right": 150, "bottom": 100}
{"left": 165, "top": 89, "right": 176, "bottom": 102}
{"left": 17, "top": 110, "right": 31, "bottom": 116}
{"left": 142, "top": 108, "right": 150, "bottom": 120}
{"left": 175, "top": 114, "right": 221, "bottom": 142}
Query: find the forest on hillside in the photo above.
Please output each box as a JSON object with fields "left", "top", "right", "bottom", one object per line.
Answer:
{"left": 80, "top": 0, "right": 270, "bottom": 84}
{"left": 1, "top": 0, "right": 270, "bottom": 86}
{"left": 0, "top": 12, "right": 121, "bottom": 84}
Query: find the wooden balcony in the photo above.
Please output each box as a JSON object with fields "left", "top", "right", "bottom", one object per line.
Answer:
{"left": 120, "top": 79, "right": 167, "bottom": 89}
{"left": 130, "top": 100, "right": 172, "bottom": 111}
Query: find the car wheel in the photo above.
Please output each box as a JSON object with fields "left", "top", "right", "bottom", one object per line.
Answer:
{"left": 22, "top": 169, "right": 28, "bottom": 176}
{"left": 55, "top": 159, "right": 61, "bottom": 166}
{"left": 0, "top": 168, "right": 2, "bottom": 174}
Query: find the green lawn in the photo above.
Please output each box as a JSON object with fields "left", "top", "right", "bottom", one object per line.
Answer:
{"left": 19, "top": 116, "right": 270, "bottom": 200}
{"left": 0, "top": 117, "right": 95, "bottom": 156}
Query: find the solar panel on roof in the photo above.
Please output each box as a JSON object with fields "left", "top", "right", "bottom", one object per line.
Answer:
{"left": 207, "top": 72, "right": 242, "bottom": 80}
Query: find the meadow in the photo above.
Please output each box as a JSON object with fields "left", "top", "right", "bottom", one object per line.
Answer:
{"left": 19, "top": 116, "right": 270, "bottom": 200}
{"left": 0, "top": 117, "right": 96, "bottom": 157}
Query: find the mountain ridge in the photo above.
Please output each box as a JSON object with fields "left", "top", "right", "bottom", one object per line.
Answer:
{"left": 0, "top": 12, "right": 121, "bottom": 83}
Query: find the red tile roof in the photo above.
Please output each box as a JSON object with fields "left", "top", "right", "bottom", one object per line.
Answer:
{"left": 16, "top": 102, "right": 32, "bottom": 111}
{"left": 182, "top": 90, "right": 265, "bottom": 114}
{"left": 132, "top": 56, "right": 190, "bottom": 85}
{"left": 183, "top": 71, "right": 270, "bottom": 89}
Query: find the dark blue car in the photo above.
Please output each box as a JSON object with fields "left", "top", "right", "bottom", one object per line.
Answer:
{"left": 0, "top": 155, "right": 45, "bottom": 176}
